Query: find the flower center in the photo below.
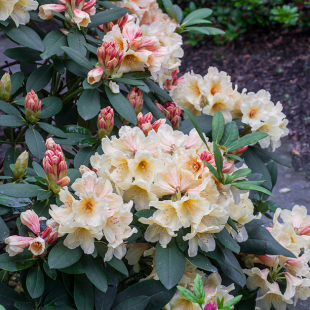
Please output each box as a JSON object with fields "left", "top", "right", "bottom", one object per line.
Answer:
{"left": 250, "top": 109, "right": 257, "bottom": 118}
{"left": 211, "top": 86, "right": 220, "bottom": 95}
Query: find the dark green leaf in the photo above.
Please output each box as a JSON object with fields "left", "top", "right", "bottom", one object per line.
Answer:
{"left": 185, "top": 253, "right": 217, "bottom": 273}
{"left": 37, "top": 189, "right": 52, "bottom": 200}
{"left": 176, "top": 286, "right": 198, "bottom": 303}
{"left": 0, "top": 115, "right": 25, "bottom": 127}
{"left": 187, "top": 26, "right": 225, "bottom": 35}
{"left": 59, "top": 260, "right": 85, "bottom": 274}
{"left": 83, "top": 42, "right": 98, "bottom": 55}
{"left": 26, "top": 65, "right": 53, "bottom": 92}
{"left": 38, "top": 122, "right": 67, "bottom": 138}
{"left": 122, "top": 72, "right": 151, "bottom": 79}
{"left": 32, "top": 161, "right": 45, "bottom": 178}
{"left": 135, "top": 209, "right": 156, "bottom": 218}
{"left": 79, "top": 137, "right": 98, "bottom": 146}
{"left": 4, "top": 47, "right": 41, "bottom": 61}
{"left": 227, "top": 217, "right": 238, "bottom": 233}
{"left": 226, "top": 132, "right": 268, "bottom": 152}
{"left": 83, "top": 79, "right": 102, "bottom": 89}
{"left": 239, "top": 225, "right": 295, "bottom": 257}
{"left": 213, "top": 142, "right": 223, "bottom": 175}
{"left": 62, "top": 46, "right": 93, "bottom": 71}
{"left": 82, "top": 255, "right": 108, "bottom": 293}
{"left": 0, "top": 218, "right": 9, "bottom": 242}
{"left": 48, "top": 241, "right": 83, "bottom": 269}
{"left": 0, "top": 184, "right": 42, "bottom": 198}
{"left": 183, "top": 8, "right": 212, "bottom": 25}
{"left": 173, "top": 4, "right": 183, "bottom": 24}
{"left": 44, "top": 283, "right": 73, "bottom": 307}
{"left": 25, "top": 128, "right": 46, "bottom": 160}
{"left": 215, "top": 228, "right": 240, "bottom": 254}
{"left": 4, "top": 146, "right": 19, "bottom": 177}
{"left": 107, "top": 257, "right": 128, "bottom": 276}
{"left": 212, "top": 111, "right": 225, "bottom": 143}
{"left": 0, "top": 282, "right": 24, "bottom": 309}
{"left": 41, "top": 30, "right": 68, "bottom": 60}
{"left": 95, "top": 243, "right": 108, "bottom": 260}
{"left": 10, "top": 72, "right": 24, "bottom": 96}
{"left": 78, "top": 88, "right": 100, "bottom": 120}
{"left": 162, "top": 0, "right": 177, "bottom": 20}
{"left": 68, "top": 29, "right": 87, "bottom": 57}
{"left": 0, "top": 99, "right": 21, "bottom": 117}
{"left": 64, "top": 59, "right": 88, "bottom": 77}
{"left": 74, "top": 274, "right": 94, "bottom": 310}
{"left": 112, "top": 296, "right": 149, "bottom": 310}
{"left": 14, "top": 301, "right": 34, "bottom": 310}
{"left": 74, "top": 146, "right": 97, "bottom": 169}
{"left": 234, "top": 291, "right": 256, "bottom": 310}
{"left": 0, "top": 253, "right": 34, "bottom": 271}
{"left": 88, "top": 7, "right": 129, "bottom": 27}
{"left": 220, "top": 121, "right": 239, "bottom": 146}
{"left": 155, "top": 238, "right": 185, "bottom": 290}
{"left": 43, "top": 261, "right": 57, "bottom": 280}
{"left": 232, "top": 181, "right": 274, "bottom": 197}
{"left": 95, "top": 285, "right": 117, "bottom": 310}
{"left": 231, "top": 168, "right": 252, "bottom": 180}
{"left": 40, "top": 96, "right": 62, "bottom": 119}
{"left": 26, "top": 265, "right": 45, "bottom": 298}
{"left": 266, "top": 160, "right": 278, "bottom": 188}
{"left": 113, "top": 279, "right": 176, "bottom": 310}
{"left": 61, "top": 125, "right": 91, "bottom": 136}
{"left": 0, "top": 24, "right": 44, "bottom": 52}
{"left": 67, "top": 169, "right": 81, "bottom": 187}
{"left": 202, "top": 160, "right": 222, "bottom": 182}
{"left": 144, "top": 79, "right": 172, "bottom": 101}
{"left": 32, "top": 199, "right": 50, "bottom": 218}
{"left": 105, "top": 85, "right": 137, "bottom": 125}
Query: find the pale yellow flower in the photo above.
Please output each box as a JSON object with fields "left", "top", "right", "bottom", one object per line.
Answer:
{"left": 9, "top": 0, "right": 38, "bottom": 26}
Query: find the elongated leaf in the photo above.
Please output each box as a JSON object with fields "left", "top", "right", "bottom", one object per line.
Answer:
{"left": 215, "top": 228, "right": 240, "bottom": 254}
{"left": 0, "top": 253, "right": 34, "bottom": 271}
{"left": 43, "top": 261, "right": 57, "bottom": 280}
{"left": 10, "top": 72, "right": 24, "bottom": 96}
{"left": 212, "top": 111, "right": 225, "bottom": 143}
{"left": 232, "top": 181, "right": 273, "bottom": 197}
{"left": 179, "top": 114, "right": 213, "bottom": 135}
{"left": 0, "top": 184, "right": 42, "bottom": 198}
{"left": 74, "top": 146, "right": 96, "bottom": 169}
{"left": 231, "top": 168, "right": 251, "bottom": 180}
{"left": 227, "top": 217, "right": 238, "bottom": 233}
{"left": 183, "top": 8, "right": 212, "bottom": 25}
{"left": 25, "top": 128, "right": 46, "bottom": 160}
{"left": 220, "top": 121, "right": 239, "bottom": 146}
{"left": 95, "top": 285, "right": 117, "bottom": 310}
{"left": 113, "top": 296, "right": 149, "bottom": 310}
{"left": 26, "top": 65, "right": 53, "bottom": 92}
{"left": 0, "top": 99, "right": 21, "bottom": 117}
{"left": 187, "top": 26, "right": 225, "bottom": 35}
{"left": 82, "top": 255, "right": 108, "bottom": 293}
{"left": 60, "top": 260, "right": 84, "bottom": 274}
{"left": 202, "top": 160, "right": 222, "bottom": 182}
{"left": 177, "top": 286, "right": 198, "bottom": 303}
{"left": 113, "top": 279, "right": 176, "bottom": 310}
{"left": 88, "top": 7, "right": 129, "bottom": 27}
{"left": 0, "top": 218, "right": 10, "bottom": 242}
{"left": 62, "top": 46, "right": 93, "bottom": 71}
{"left": 4, "top": 47, "right": 41, "bottom": 62}
{"left": 26, "top": 265, "right": 45, "bottom": 298}
{"left": 0, "top": 282, "right": 25, "bottom": 309}
{"left": 68, "top": 29, "right": 87, "bottom": 56}
{"left": 185, "top": 253, "right": 217, "bottom": 272}
{"left": 0, "top": 24, "right": 44, "bottom": 52}
{"left": 61, "top": 125, "right": 92, "bottom": 136}
{"left": 224, "top": 295, "right": 242, "bottom": 307}
{"left": 38, "top": 122, "right": 67, "bottom": 138}
{"left": 105, "top": 85, "right": 137, "bottom": 125}
{"left": 155, "top": 238, "right": 185, "bottom": 290}
{"left": 193, "top": 275, "right": 205, "bottom": 300}
{"left": 74, "top": 274, "right": 94, "bottom": 310}
{"left": 266, "top": 160, "right": 277, "bottom": 188}
{"left": 78, "top": 88, "right": 100, "bottom": 120}
{"left": 48, "top": 241, "right": 83, "bottom": 269}
{"left": 107, "top": 256, "right": 128, "bottom": 276}
{"left": 83, "top": 42, "right": 98, "bottom": 55}
{"left": 41, "top": 30, "right": 68, "bottom": 60}
{"left": 213, "top": 142, "right": 223, "bottom": 175}
{"left": 0, "top": 115, "right": 25, "bottom": 127}
{"left": 64, "top": 59, "right": 88, "bottom": 77}
{"left": 162, "top": 0, "right": 177, "bottom": 20}
{"left": 40, "top": 96, "right": 62, "bottom": 119}
{"left": 239, "top": 225, "right": 296, "bottom": 257}
{"left": 0, "top": 194, "right": 31, "bottom": 208}
{"left": 226, "top": 132, "right": 268, "bottom": 152}
{"left": 143, "top": 79, "right": 172, "bottom": 101}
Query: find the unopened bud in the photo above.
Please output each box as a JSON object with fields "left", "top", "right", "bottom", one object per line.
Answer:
{"left": 24, "top": 90, "right": 41, "bottom": 123}
{"left": 0, "top": 73, "right": 11, "bottom": 102}
{"left": 163, "top": 68, "right": 184, "bottom": 91}
{"left": 13, "top": 151, "right": 29, "bottom": 180}
{"left": 156, "top": 101, "right": 181, "bottom": 130}
{"left": 97, "top": 107, "right": 114, "bottom": 139}
{"left": 200, "top": 151, "right": 216, "bottom": 167}
{"left": 59, "top": 28, "right": 70, "bottom": 36}
{"left": 137, "top": 112, "right": 165, "bottom": 135}
{"left": 47, "top": 232, "right": 58, "bottom": 244}
{"left": 127, "top": 87, "right": 143, "bottom": 115}
{"left": 41, "top": 224, "right": 53, "bottom": 239}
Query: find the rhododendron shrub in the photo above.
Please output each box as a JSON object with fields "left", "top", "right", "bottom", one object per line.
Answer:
{"left": 0, "top": 1, "right": 303, "bottom": 310}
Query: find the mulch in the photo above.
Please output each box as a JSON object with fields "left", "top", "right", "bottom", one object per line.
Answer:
{"left": 180, "top": 29, "right": 310, "bottom": 175}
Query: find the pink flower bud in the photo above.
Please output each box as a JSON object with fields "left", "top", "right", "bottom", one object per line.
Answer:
{"left": 163, "top": 68, "right": 184, "bottom": 90}
{"left": 161, "top": 101, "right": 181, "bottom": 130}
{"left": 127, "top": 87, "right": 143, "bottom": 115}
{"left": 97, "top": 41, "right": 124, "bottom": 78}
{"left": 87, "top": 67, "right": 104, "bottom": 85}
{"left": 82, "top": 0, "right": 96, "bottom": 13}
{"left": 0, "top": 73, "right": 11, "bottom": 102}
{"left": 300, "top": 224, "right": 310, "bottom": 235}
{"left": 98, "top": 13, "right": 133, "bottom": 33}
{"left": 41, "top": 224, "right": 53, "bottom": 239}
{"left": 24, "top": 90, "right": 41, "bottom": 123}
{"left": 152, "top": 119, "right": 166, "bottom": 132}
{"left": 20, "top": 210, "right": 43, "bottom": 235}
{"left": 228, "top": 143, "right": 248, "bottom": 157}
{"left": 122, "top": 22, "right": 143, "bottom": 48}
{"left": 29, "top": 237, "right": 45, "bottom": 256}
{"left": 137, "top": 112, "right": 165, "bottom": 134}
{"left": 200, "top": 151, "right": 216, "bottom": 167}
{"left": 47, "top": 232, "right": 58, "bottom": 244}
{"left": 73, "top": 8, "right": 90, "bottom": 28}
{"left": 5, "top": 236, "right": 34, "bottom": 257}
{"left": 204, "top": 301, "right": 217, "bottom": 310}
{"left": 222, "top": 160, "right": 234, "bottom": 174}
{"left": 97, "top": 107, "right": 114, "bottom": 139}
{"left": 38, "top": 4, "right": 67, "bottom": 20}
{"left": 43, "top": 138, "right": 70, "bottom": 194}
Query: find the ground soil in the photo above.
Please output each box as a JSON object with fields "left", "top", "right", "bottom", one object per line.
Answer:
{"left": 180, "top": 29, "right": 310, "bottom": 176}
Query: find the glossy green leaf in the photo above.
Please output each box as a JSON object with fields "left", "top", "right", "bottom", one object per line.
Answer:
{"left": 83, "top": 42, "right": 98, "bottom": 55}
{"left": 64, "top": 59, "right": 88, "bottom": 77}
{"left": 179, "top": 114, "right": 213, "bottom": 135}
{"left": 239, "top": 225, "right": 296, "bottom": 257}
{"left": 0, "top": 184, "right": 42, "bottom": 198}
{"left": 14, "top": 302, "right": 34, "bottom": 310}
{"left": 26, "top": 265, "right": 45, "bottom": 298}
{"left": 88, "top": 7, "right": 129, "bottom": 27}
{"left": 32, "top": 161, "right": 45, "bottom": 178}
{"left": 3, "top": 147, "right": 20, "bottom": 177}
{"left": 95, "top": 285, "right": 117, "bottom": 310}
{"left": 40, "top": 30, "right": 68, "bottom": 60}
{"left": 107, "top": 256, "right": 128, "bottom": 276}
{"left": 224, "top": 295, "right": 242, "bottom": 307}
{"left": 232, "top": 181, "right": 274, "bottom": 197}
{"left": 230, "top": 168, "right": 252, "bottom": 180}
{"left": 59, "top": 260, "right": 85, "bottom": 274}
{"left": 25, "top": 128, "right": 46, "bottom": 160}
{"left": 135, "top": 209, "right": 156, "bottom": 219}
{"left": 10, "top": 72, "right": 24, "bottom": 96}
{"left": 266, "top": 160, "right": 278, "bottom": 188}
{"left": 26, "top": 65, "right": 53, "bottom": 92}
{"left": 0, "top": 282, "right": 25, "bottom": 309}
{"left": 62, "top": 46, "right": 93, "bottom": 71}
{"left": 39, "top": 96, "right": 62, "bottom": 119}
{"left": 74, "top": 146, "right": 97, "bottom": 169}
{"left": 0, "top": 99, "right": 21, "bottom": 117}
{"left": 213, "top": 142, "right": 223, "bottom": 175}
{"left": 185, "top": 253, "right": 217, "bottom": 273}
{"left": 74, "top": 274, "right": 94, "bottom": 310}
{"left": 0, "top": 218, "right": 9, "bottom": 242}
{"left": 32, "top": 199, "right": 50, "bottom": 218}
{"left": 183, "top": 8, "right": 212, "bottom": 25}
{"left": 68, "top": 29, "right": 87, "bottom": 56}
{"left": 215, "top": 228, "right": 240, "bottom": 254}
{"left": 0, "top": 115, "right": 25, "bottom": 127}
{"left": 0, "top": 253, "right": 34, "bottom": 271}
{"left": 220, "top": 121, "right": 239, "bottom": 146}
{"left": 105, "top": 85, "right": 137, "bottom": 125}
{"left": 38, "top": 122, "right": 67, "bottom": 138}
{"left": 82, "top": 255, "right": 108, "bottom": 293}
{"left": 78, "top": 88, "right": 100, "bottom": 120}
{"left": 227, "top": 217, "right": 238, "bottom": 233}
{"left": 187, "top": 26, "right": 225, "bottom": 35}
{"left": 212, "top": 111, "right": 225, "bottom": 143}
{"left": 53, "top": 58, "right": 65, "bottom": 74}
{"left": 143, "top": 79, "right": 172, "bottom": 101}
{"left": 67, "top": 169, "right": 81, "bottom": 187}
{"left": 155, "top": 238, "right": 185, "bottom": 290}
{"left": 202, "top": 160, "right": 222, "bottom": 182}
{"left": 4, "top": 47, "right": 41, "bottom": 62}
{"left": 0, "top": 24, "right": 44, "bottom": 52}
{"left": 61, "top": 125, "right": 92, "bottom": 136}
{"left": 226, "top": 132, "right": 268, "bottom": 152}
{"left": 82, "top": 79, "right": 102, "bottom": 89}
{"left": 48, "top": 241, "right": 83, "bottom": 269}
{"left": 112, "top": 296, "right": 149, "bottom": 310}
{"left": 43, "top": 261, "right": 57, "bottom": 280}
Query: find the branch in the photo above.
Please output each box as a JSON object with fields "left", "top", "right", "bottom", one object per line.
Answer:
{"left": 4, "top": 215, "right": 19, "bottom": 223}
{"left": 0, "top": 61, "right": 19, "bottom": 70}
